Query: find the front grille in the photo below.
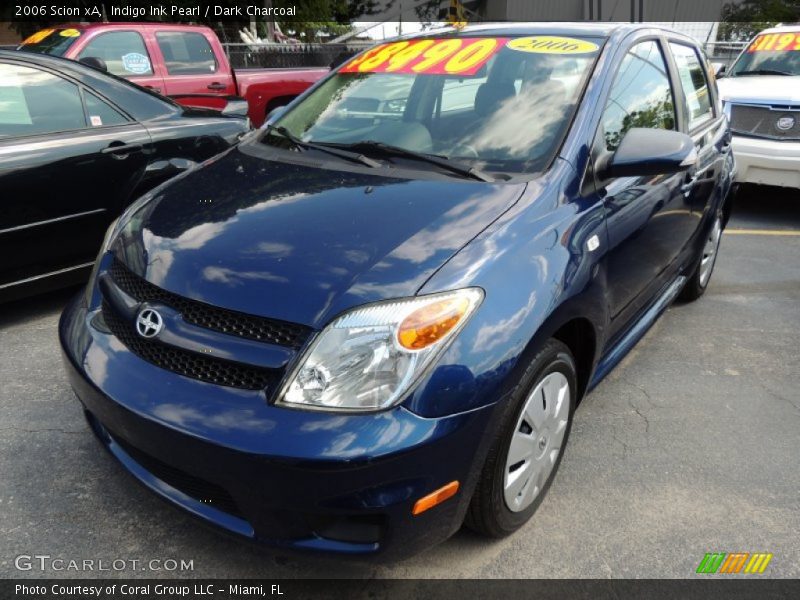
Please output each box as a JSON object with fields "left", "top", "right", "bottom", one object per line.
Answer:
{"left": 113, "top": 435, "right": 244, "bottom": 519}
{"left": 102, "top": 302, "right": 277, "bottom": 390}
{"left": 109, "top": 259, "right": 311, "bottom": 348}
{"left": 730, "top": 104, "right": 800, "bottom": 140}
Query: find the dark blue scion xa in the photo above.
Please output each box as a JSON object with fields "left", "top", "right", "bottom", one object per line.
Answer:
{"left": 60, "top": 23, "right": 735, "bottom": 559}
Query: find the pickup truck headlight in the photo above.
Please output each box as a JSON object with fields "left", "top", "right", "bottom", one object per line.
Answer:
{"left": 278, "top": 288, "right": 484, "bottom": 412}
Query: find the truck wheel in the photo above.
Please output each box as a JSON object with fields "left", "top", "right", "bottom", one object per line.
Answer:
{"left": 465, "top": 339, "right": 576, "bottom": 537}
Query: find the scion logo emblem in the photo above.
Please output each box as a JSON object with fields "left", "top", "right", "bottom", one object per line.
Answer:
{"left": 776, "top": 116, "right": 795, "bottom": 131}
{"left": 136, "top": 308, "right": 164, "bottom": 338}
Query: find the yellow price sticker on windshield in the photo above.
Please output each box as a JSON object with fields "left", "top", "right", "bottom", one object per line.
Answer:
{"left": 22, "top": 29, "right": 55, "bottom": 45}
{"left": 507, "top": 36, "right": 599, "bottom": 55}
{"left": 59, "top": 29, "right": 81, "bottom": 38}
{"left": 748, "top": 32, "right": 800, "bottom": 52}
{"left": 340, "top": 38, "right": 509, "bottom": 76}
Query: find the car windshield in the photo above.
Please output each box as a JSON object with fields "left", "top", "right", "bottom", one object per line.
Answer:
{"left": 18, "top": 28, "right": 83, "bottom": 56}
{"left": 728, "top": 30, "right": 800, "bottom": 77}
{"left": 265, "top": 35, "right": 603, "bottom": 175}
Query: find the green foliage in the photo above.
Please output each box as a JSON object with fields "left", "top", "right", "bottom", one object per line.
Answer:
{"left": 718, "top": 0, "right": 800, "bottom": 41}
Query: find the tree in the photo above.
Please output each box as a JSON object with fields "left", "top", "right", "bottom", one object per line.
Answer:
{"left": 717, "top": 0, "right": 800, "bottom": 41}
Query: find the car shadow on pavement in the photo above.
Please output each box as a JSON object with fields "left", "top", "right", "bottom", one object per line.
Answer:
{"left": 732, "top": 184, "right": 800, "bottom": 229}
{"left": 0, "top": 285, "right": 81, "bottom": 329}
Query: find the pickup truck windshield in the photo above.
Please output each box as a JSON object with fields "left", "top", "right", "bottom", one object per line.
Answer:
{"left": 729, "top": 31, "right": 800, "bottom": 77}
{"left": 268, "top": 35, "right": 602, "bottom": 175}
{"left": 18, "top": 28, "right": 82, "bottom": 56}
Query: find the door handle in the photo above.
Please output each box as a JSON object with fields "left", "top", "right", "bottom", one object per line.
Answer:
{"left": 207, "top": 82, "right": 227, "bottom": 91}
{"left": 102, "top": 143, "right": 143, "bottom": 158}
{"left": 682, "top": 170, "right": 716, "bottom": 196}
{"left": 144, "top": 85, "right": 162, "bottom": 94}
{"left": 681, "top": 173, "right": 700, "bottom": 196}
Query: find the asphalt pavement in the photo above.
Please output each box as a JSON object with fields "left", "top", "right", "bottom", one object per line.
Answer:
{"left": 1, "top": 185, "right": 798, "bottom": 579}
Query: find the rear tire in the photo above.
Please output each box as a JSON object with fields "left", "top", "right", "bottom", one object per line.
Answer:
{"left": 680, "top": 207, "right": 723, "bottom": 302}
{"left": 465, "top": 339, "right": 576, "bottom": 537}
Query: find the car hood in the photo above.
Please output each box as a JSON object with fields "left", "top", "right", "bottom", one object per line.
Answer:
{"left": 114, "top": 147, "right": 526, "bottom": 328}
{"left": 717, "top": 75, "right": 800, "bottom": 104}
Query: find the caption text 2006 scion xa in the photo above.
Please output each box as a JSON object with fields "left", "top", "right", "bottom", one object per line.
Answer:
{"left": 60, "top": 23, "right": 734, "bottom": 558}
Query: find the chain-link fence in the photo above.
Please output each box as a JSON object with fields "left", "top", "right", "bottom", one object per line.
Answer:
{"left": 223, "top": 40, "right": 749, "bottom": 71}
{"left": 222, "top": 42, "right": 373, "bottom": 70}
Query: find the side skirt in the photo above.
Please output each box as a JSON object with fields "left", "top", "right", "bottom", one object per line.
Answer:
{"left": 588, "top": 274, "right": 687, "bottom": 391}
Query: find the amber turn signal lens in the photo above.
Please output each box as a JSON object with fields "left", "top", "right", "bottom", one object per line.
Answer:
{"left": 397, "top": 297, "right": 470, "bottom": 350}
{"left": 412, "top": 481, "right": 460, "bottom": 516}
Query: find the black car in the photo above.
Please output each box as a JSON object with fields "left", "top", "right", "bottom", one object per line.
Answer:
{"left": 0, "top": 50, "right": 250, "bottom": 302}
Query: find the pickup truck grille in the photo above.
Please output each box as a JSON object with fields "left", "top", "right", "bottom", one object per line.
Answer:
{"left": 109, "top": 259, "right": 311, "bottom": 348}
{"left": 730, "top": 104, "right": 800, "bottom": 140}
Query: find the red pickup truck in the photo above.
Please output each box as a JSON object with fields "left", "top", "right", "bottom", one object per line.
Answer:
{"left": 19, "top": 22, "right": 329, "bottom": 126}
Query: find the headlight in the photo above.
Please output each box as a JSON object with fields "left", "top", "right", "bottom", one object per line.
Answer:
{"left": 278, "top": 288, "right": 484, "bottom": 412}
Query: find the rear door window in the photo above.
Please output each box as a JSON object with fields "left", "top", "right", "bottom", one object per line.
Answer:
{"left": 156, "top": 32, "right": 218, "bottom": 75}
{"left": 669, "top": 42, "right": 714, "bottom": 130}
{"left": 77, "top": 31, "right": 154, "bottom": 78}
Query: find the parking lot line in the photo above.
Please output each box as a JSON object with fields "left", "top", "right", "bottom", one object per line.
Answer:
{"left": 725, "top": 229, "right": 800, "bottom": 236}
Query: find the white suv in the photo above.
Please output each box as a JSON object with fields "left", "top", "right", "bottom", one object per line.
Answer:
{"left": 717, "top": 26, "right": 800, "bottom": 188}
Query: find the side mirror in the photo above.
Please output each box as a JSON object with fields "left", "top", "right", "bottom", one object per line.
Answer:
{"left": 600, "top": 128, "right": 696, "bottom": 179}
{"left": 265, "top": 105, "right": 286, "bottom": 125}
{"left": 78, "top": 56, "right": 107, "bottom": 72}
{"left": 711, "top": 62, "right": 726, "bottom": 78}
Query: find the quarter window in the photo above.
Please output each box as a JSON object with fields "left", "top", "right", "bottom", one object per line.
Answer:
{"left": 77, "top": 31, "right": 154, "bottom": 78}
{"left": 156, "top": 32, "right": 218, "bottom": 75}
{"left": 601, "top": 41, "right": 676, "bottom": 151}
{"left": 670, "top": 43, "right": 714, "bottom": 129}
{"left": 85, "top": 92, "right": 129, "bottom": 127}
{"left": 0, "top": 63, "right": 86, "bottom": 138}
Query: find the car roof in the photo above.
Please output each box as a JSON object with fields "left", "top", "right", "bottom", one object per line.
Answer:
{"left": 757, "top": 24, "right": 800, "bottom": 33}
{"left": 0, "top": 48, "right": 178, "bottom": 107}
{"left": 42, "top": 21, "right": 211, "bottom": 31}
{"left": 398, "top": 21, "right": 672, "bottom": 40}
{"left": 0, "top": 48, "right": 110, "bottom": 77}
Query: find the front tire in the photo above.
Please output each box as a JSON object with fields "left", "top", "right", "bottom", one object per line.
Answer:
{"left": 465, "top": 339, "right": 576, "bottom": 537}
{"left": 680, "top": 207, "right": 723, "bottom": 302}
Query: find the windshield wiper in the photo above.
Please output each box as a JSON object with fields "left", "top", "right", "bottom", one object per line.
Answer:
{"left": 262, "top": 125, "right": 381, "bottom": 168}
{"left": 327, "top": 140, "right": 495, "bottom": 183}
{"left": 735, "top": 69, "right": 794, "bottom": 76}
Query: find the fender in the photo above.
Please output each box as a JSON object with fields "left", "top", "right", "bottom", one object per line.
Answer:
{"left": 405, "top": 159, "right": 609, "bottom": 418}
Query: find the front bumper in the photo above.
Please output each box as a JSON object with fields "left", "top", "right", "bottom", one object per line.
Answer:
{"left": 732, "top": 135, "right": 800, "bottom": 188}
{"left": 59, "top": 294, "right": 497, "bottom": 558}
